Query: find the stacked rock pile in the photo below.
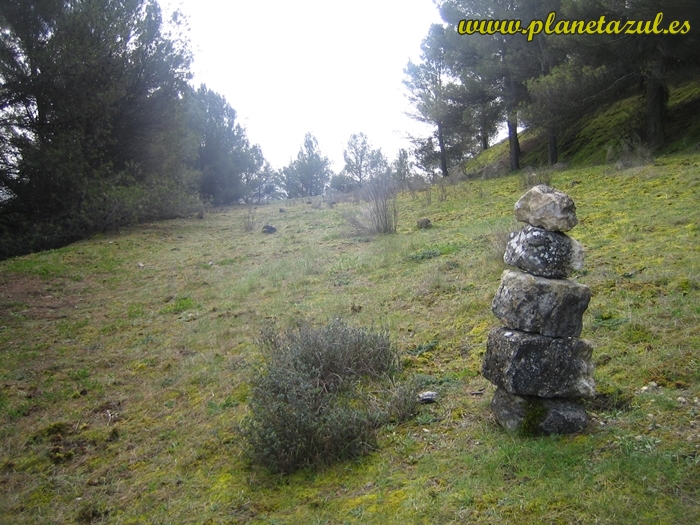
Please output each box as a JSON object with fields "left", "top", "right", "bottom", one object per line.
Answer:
{"left": 482, "top": 185, "right": 595, "bottom": 435}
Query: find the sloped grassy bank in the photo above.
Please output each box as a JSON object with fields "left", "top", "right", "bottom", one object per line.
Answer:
{"left": 1, "top": 154, "right": 699, "bottom": 524}
{"left": 463, "top": 80, "right": 700, "bottom": 175}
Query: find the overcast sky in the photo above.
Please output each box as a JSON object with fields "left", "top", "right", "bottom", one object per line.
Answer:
{"left": 159, "top": 0, "right": 444, "bottom": 171}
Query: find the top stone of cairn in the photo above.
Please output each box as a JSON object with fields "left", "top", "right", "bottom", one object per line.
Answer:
{"left": 514, "top": 185, "right": 578, "bottom": 232}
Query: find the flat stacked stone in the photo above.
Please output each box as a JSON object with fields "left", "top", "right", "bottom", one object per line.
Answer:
{"left": 483, "top": 185, "right": 594, "bottom": 435}
{"left": 492, "top": 269, "right": 591, "bottom": 338}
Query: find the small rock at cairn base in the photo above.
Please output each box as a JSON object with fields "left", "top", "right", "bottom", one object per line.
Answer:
{"left": 418, "top": 391, "right": 438, "bottom": 404}
{"left": 514, "top": 185, "right": 578, "bottom": 232}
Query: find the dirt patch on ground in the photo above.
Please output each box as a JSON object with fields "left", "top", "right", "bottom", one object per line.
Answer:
{"left": 0, "top": 275, "right": 87, "bottom": 322}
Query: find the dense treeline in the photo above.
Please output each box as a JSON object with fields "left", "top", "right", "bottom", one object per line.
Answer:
{"left": 6, "top": 1, "right": 697, "bottom": 259}
{"left": 406, "top": 0, "right": 700, "bottom": 175}
{"left": 0, "top": 1, "right": 287, "bottom": 259}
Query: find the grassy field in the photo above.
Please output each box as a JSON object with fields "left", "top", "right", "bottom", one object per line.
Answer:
{"left": 1, "top": 153, "right": 699, "bottom": 524}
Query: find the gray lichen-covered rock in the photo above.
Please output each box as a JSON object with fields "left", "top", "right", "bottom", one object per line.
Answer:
{"left": 514, "top": 185, "right": 578, "bottom": 232}
{"left": 482, "top": 327, "right": 596, "bottom": 398}
{"left": 492, "top": 269, "right": 591, "bottom": 338}
{"left": 417, "top": 218, "right": 432, "bottom": 229}
{"left": 490, "top": 387, "right": 588, "bottom": 435}
{"left": 504, "top": 225, "right": 584, "bottom": 279}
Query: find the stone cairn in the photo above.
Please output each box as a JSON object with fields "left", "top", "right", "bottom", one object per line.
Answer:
{"left": 482, "top": 185, "right": 595, "bottom": 435}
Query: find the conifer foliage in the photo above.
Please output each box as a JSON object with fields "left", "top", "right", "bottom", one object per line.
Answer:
{"left": 405, "top": 0, "right": 700, "bottom": 174}
{"left": 0, "top": 0, "right": 268, "bottom": 259}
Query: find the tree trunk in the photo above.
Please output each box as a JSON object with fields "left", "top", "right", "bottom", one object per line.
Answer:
{"left": 645, "top": 56, "right": 667, "bottom": 149}
{"left": 481, "top": 131, "right": 489, "bottom": 152}
{"left": 437, "top": 121, "right": 449, "bottom": 177}
{"left": 548, "top": 127, "right": 558, "bottom": 165}
{"left": 507, "top": 110, "right": 520, "bottom": 171}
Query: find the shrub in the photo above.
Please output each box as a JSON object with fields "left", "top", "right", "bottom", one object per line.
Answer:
{"left": 606, "top": 136, "right": 653, "bottom": 169}
{"left": 343, "top": 173, "right": 398, "bottom": 235}
{"left": 519, "top": 167, "right": 553, "bottom": 189}
{"left": 242, "top": 319, "right": 415, "bottom": 474}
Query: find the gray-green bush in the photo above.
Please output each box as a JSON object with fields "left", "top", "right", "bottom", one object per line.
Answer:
{"left": 242, "top": 319, "right": 417, "bottom": 474}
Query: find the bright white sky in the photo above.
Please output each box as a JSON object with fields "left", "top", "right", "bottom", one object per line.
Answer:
{"left": 159, "top": 0, "right": 444, "bottom": 171}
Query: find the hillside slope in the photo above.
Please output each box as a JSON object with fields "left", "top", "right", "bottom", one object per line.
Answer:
{"left": 463, "top": 80, "right": 700, "bottom": 175}
{"left": 1, "top": 154, "right": 699, "bottom": 523}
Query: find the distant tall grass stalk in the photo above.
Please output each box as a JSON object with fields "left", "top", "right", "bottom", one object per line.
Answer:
{"left": 243, "top": 205, "right": 256, "bottom": 231}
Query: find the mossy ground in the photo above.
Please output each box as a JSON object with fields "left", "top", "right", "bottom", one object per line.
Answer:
{"left": 1, "top": 152, "right": 699, "bottom": 523}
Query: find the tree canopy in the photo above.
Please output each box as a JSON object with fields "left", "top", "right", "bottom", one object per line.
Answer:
{"left": 404, "top": 0, "right": 700, "bottom": 174}
{"left": 342, "top": 133, "right": 388, "bottom": 187}
{"left": 0, "top": 0, "right": 269, "bottom": 258}
{"left": 281, "top": 133, "right": 333, "bottom": 199}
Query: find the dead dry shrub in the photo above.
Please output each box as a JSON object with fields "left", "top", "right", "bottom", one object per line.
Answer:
{"left": 364, "top": 174, "right": 398, "bottom": 234}
{"left": 342, "top": 208, "right": 375, "bottom": 236}
{"left": 606, "top": 136, "right": 653, "bottom": 169}
{"left": 343, "top": 174, "right": 398, "bottom": 235}
{"left": 520, "top": 166, "right": 553, "bottom": 189}
{"left": 437, "top": 180, "right": 449, "bottom": 202}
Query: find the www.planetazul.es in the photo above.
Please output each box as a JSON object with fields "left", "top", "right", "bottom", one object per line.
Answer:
{"left": 458, "top": 12, "right": 690, "bottom": 41}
